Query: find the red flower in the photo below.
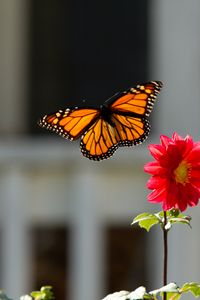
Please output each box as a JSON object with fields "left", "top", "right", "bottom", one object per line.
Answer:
{"left": 144, "top": 132, "right": 200, "bottom": 211}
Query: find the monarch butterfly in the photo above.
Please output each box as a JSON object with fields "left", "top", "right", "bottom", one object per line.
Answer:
{"left": 38, "top": 81, "right": 163, "bottom": 161}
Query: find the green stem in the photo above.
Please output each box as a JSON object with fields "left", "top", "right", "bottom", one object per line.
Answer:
{"left": 163, "top": 211, "right": 168, "bottom": 300}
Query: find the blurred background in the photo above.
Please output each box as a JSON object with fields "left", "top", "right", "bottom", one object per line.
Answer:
{"left": 0, "top": 0, "right": 200, "bottom": 299}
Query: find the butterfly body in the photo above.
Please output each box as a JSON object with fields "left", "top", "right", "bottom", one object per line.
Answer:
{"left": 99, "top": 104, "right": 116, "bottom": 127}
{"left": 38, "top": 81, "right": 163, "bottom": 160}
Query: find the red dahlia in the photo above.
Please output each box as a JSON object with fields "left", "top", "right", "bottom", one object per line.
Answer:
{"left": 144, "top": 132, "right": 200, "bottom": 211}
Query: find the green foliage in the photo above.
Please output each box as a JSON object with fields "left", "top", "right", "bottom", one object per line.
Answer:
{"left": 132, "top": 209, "right": 191, "bottom": 232}
{"left": 0, "top": 291, "right": 13, "bottom": 300}
{"left": 102, "top": 282, "right": 200, "bottom": 299}
{"left": 131, "top": 212, "right": 159, "bottom": 232}
{"left": 179, "top": 282, "right": 200, "bottom": 298}
{"left": 31, "top": 287, "right": 54, "bottom": 300}
{"left": 0, "top": 287, "right": 54, "bottom": 300}
{"left": 102, "top": 286, "right": 155, "bottom": 300}
{"left": 128, "top": 286, "right": 154, "bottom": 299}
{"left": 162, "top": 282, "right": 200, "bottom": 300}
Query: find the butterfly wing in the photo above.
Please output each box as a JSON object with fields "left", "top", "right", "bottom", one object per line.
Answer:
{"left": 107, "top": 81, "right": 163, "bottom": 147}
{"left": 80, "top": 115, "right": 150, "bottom": 161}
{"left": 80, "top": 118, "right": 120, "bottom": 160}
{"left": 111, "top": 113, "right": 150, "bottom": 147}
{"left": 38, "top": 108, "right": 100, "bottom": 140}
{"left": 109, "top": 81, "right": 162, "bottom": 117}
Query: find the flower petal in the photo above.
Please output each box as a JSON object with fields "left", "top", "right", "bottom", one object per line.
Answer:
{"left": 191, "top": 167, "right": 200, "bottom": 178}
{"left": 190, "top": 177, "right": 200, "bottom": 188}
{"left": 160, "top": 135, "right": 171, "bottom": 149}
{"left": 147, "top": 187, "right": 166, "bottom": 203}
{"left": 148, "top": 144, "right": 165, "bottom": 161}
{"left": 144, "top": 162, "right": 165, "bottom": 175}
{"left": 172, "top": 132, "right": 183, "bottom": 141}
{"left": 164, "top": 182, "right": 179, "bottom": 210}
{"left": 147, "top": 176, "right": 167, "bottom": 189}
{"left": 185, "top": 143, "right": 200, "bottom": 163}
{"left": 160, "top": 143, "right": 181, "bottom": 169}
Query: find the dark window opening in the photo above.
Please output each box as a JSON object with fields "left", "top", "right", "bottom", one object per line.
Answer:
{"left": 29, "top": 0, "right": 149, "bottom": 134}
{"left": 105, "top": 225, "right": 148, "bottom": 294}
{"left": 31, "top": 226, "right": 69, "bottom": 299}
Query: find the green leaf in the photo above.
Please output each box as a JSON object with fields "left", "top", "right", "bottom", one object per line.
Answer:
{"left": 165, "top": 210, "right": 192, "bottom": 228}
{"left": 129, "top": 286, "right": 154, "bottom": 299}
{"left": 102, "top": 291, "right": 130, "bottom": 299}
{"left": 132, "top": 210, "right": 192, "bottom": 232}
{"left": 0, "top": 291, "right": 13, "bottom": 300}
{"left": 102, "top": 287, "right": 155, "bottom": 300}
{"left": 129, "top": 286, "right": 147, "bottom": 299}
{"left": 166, "top": 293, "right": 181, "bottom": 300}
{"left": 132, "top": 213, "right": 160, "bottom": 232}
{"left": 168, "top": 209, "right": 180, "bottom": 217}
{"left": 20, "top": 296, "right": 32, "bottom": 300}
{"left": 31, "top": 286, "right": 54, "bottom": 300}
{"left": 150, "top": 283, "right": 179, "bottom": 296}
{"left": 170, "top": 217, "right": 192, "bottom": 228}
{"left": 102, "top": 283, "right": 200, "bottom": 300}
{"left": 180, "top": 282, "right": 200, "bottom": 297}
{"left": 164, "top": 282, "right": 200, "bottom": 299}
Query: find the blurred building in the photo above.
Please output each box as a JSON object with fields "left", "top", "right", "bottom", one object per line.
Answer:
{"left": 0, "top": 1, "right": 200, "bottom": 300}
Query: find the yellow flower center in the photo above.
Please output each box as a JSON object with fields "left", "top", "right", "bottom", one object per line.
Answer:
{"left": 174, "top": 160, "right": 191, "bottom": 185}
